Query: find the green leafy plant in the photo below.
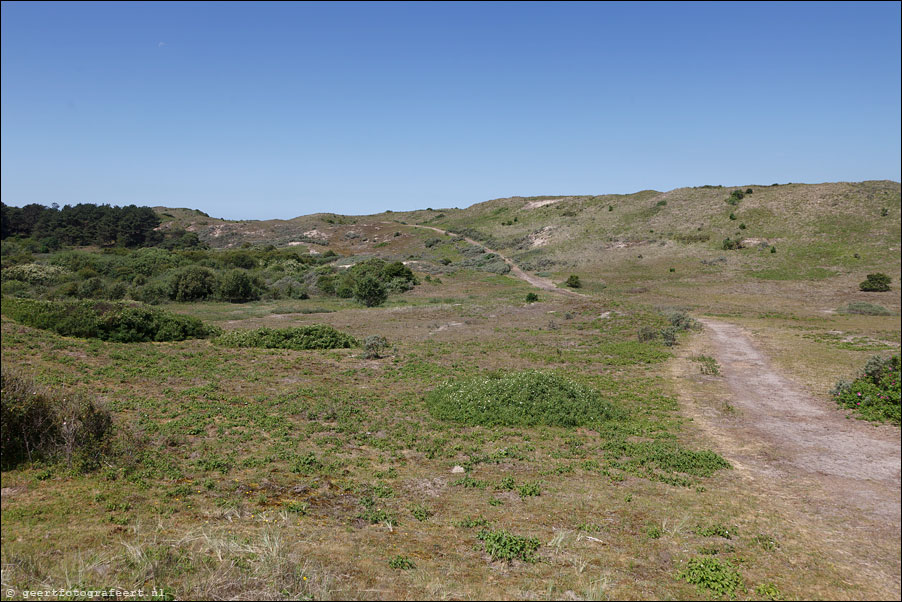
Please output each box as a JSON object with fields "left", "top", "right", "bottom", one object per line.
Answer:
{"left": 409, "top": 503, "right": 433, "bottom": 522}
{"left": 477, "top": 529, "right": 540, "bottom": 562}
{"left": 565, "top": 274, "right": 582, "bottom": 288}
{"left": 695, "top": 523, "right": 737, "bottom": 539}
{"left": 426, "top": 370, "right": 620, "bottom": 427}
{"left": 388, "top": 555, "right": 415, "bottom": 570}
{"left": 831, "top": 355, "right": 900, "bottom": 424}
{"left": 677, "top": 556, "right": 744, "bottom": 597}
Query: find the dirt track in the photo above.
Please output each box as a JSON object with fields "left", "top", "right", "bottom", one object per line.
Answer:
{"left": 400, "top": 223, "right": 586, "bottom": 297}
{"left": 699, "top": 318, "right": 900, "bottom": 517}
{"left": 690, "top": 318, "right": 901, "bottom": 597}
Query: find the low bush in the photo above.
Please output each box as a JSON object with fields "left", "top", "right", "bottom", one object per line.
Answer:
{"left": 677, "top": 556, "right": 744, "bottom": 597}
{"left": 831, "top": 355, "right": 900, "bottom": 425}
{"left": 477, "top": 529, "right": 540, "bottom": 562}
{"left": 565, "top": 274, "right": 582, "bottom": 288}
{"left": 362, "top": 335, "right": 389, "bottom": 359}
{"left": 2, "top": 263, "right": 68, "bottom": 285}
{"left": 0, "top": 298, "right": 220, "bottom": 342}
{"left": 837, "top": 302, "right": 893, "bottom": 316}
{"left": 426, "top": 370, "right": 620, "bottom": 427}
{"left": 1, "top": 369, "right": 113, "bottom": 471}
{"left": 859, "top": 273, "right": 891, "bottom": 292}
{"left": 721, "top": 237, "right": 743, "bottom": 250}
{"left": 665, "top": 310, "right": 699, "bottom": 331}
{"left": 216, "top": 325, "right": 358, "bottom": 351}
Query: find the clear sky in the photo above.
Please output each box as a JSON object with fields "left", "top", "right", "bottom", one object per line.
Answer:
{"left": 2, "top": 1, "right": 900, "bottom": 220}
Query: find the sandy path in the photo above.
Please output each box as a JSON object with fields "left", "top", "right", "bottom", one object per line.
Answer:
{"left": 698, "top": 317, "right": 901, "bottom": 522}
{"left": 400, "top": 223, "right": 586, "bottom": 298}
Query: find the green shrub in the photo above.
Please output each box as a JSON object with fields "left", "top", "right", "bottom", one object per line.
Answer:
{"left": 169, "top": 265, "right": 218, "bottom": 301}
{"left": 660, "top": 326, "right": 678, "bottom": 347}
{"left": 725, "top": 190, "right": 744, "bottom": 205}
{"left": 0, "top": 298, "right": 220, "bottom": 342}
{"left": 362, "top": 335, "right": 389, "bottom": 359}
{"left": 677, "top": 556, "right": 744, "bottom": 597}
{"left": 388, "top": 555, "right": 415, "bottom": 570}
{"left": 216, "top": 325, "right": 358, "bottom": 351}
{"left": 354, "top": 275, "right": 388, "bottom": 307}
{"left": 1, "top": 369, "right": 113, "bottom": 471}
{"left": 477, "top": 529, "right": 540, "bottom": 562}
{"left": 665, "top": 310, "right": 698, "bottom": 331}
{"left": 638, "top": 326, "right": 659, "bottom": 342}
{"left": 2, "top": 263, "right": 68, "bottom": 285}
{"left": 426, "top": 370, "right": 620, "bottom": 427}
{"left": 525, "top": 292, "right": 539, "bottom": 303}
{"left": 565, "top": 274, "right": 582, "bottom": 288}
{"left": 837, "top": 302, "right": 893, "bottom": 316}
{"left": 859, "top": 273, "right": 891, "bottom": 292}
{"left": 691, "top": 355, "right": 721, "bottom": 376}
{"left": 831, "top": 355, "right": 900, "bottom": 425}
{"left": 721, "top": 237, "right": 742, "bottom": 250}
{"left": 218, "top": 269, "right": 261, "bottom": 302}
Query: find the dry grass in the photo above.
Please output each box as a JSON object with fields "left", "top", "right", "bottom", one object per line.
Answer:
{"left": 2, "top": 181, "right": 900, "bottom": 600}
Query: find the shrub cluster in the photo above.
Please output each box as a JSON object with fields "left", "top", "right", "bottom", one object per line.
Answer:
{"left": 426, "top": 370, "right": 620, "bottom": 427}
{"left": 721, "top": 237, "right": 743, "bottom": 250}
{"left": 1, "top": 244, "right": 338, "bottom": 305}
{"left": 316, "top": 258, "right": 418, "bottom": 306}
{"left": 724, "top": 189, "right": 747, "bottom": 205}
{"left": 1, "top": 369, "right": 113, "bottom": 471}
{"left": 1, "top": 298, "right": 220, "bottom": 342}
{"left": 831, "top": 355, "right": 900, "bottom": 425}
{"left": 216, "top": 325, "right": 358, "bottom": 350}
{"left": 859, "top": 272, "right": 892, "bottom": 292}
{"left": 638, "top": 311, "right": 697, "bottom": 347}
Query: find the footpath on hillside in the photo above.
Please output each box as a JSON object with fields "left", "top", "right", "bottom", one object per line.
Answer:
{"left": 397, "top": 223, "right": 586, "bottom": 297}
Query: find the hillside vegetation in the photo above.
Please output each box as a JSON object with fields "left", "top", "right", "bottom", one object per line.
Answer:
{"left": 1, "top": 180, "right": 900, "bottom": 601}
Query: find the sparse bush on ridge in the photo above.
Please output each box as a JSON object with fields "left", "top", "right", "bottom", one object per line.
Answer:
{"left": 216, "top": 325, "right": 358, "bottom": 351}
{"left": 0, "top": 297, "right": 220, "bottom": 342}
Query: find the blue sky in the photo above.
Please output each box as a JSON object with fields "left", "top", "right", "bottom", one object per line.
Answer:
{"left": 2, "top": 1, "right": 900, "bottom": 219}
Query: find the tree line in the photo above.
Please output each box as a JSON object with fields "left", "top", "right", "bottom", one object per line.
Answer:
{"left": 1, "top": 202, "right": 162, "bottom": 248}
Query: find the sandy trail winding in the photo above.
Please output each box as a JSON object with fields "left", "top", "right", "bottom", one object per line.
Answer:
{"left": 398, "top": 223, "right": 586, "bottom": 297}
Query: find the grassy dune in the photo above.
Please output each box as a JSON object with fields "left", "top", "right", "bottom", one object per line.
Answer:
{"left": 2, "top": 181, "right": 899, "bottom": 600}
